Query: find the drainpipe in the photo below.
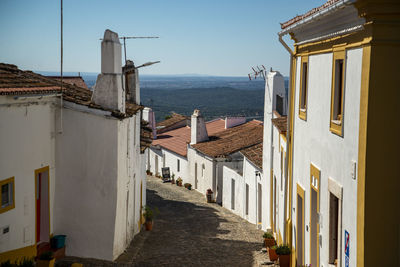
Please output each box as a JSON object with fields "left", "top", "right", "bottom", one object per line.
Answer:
{"left": 278, "top": 33, "right": 294, "bottom": 246}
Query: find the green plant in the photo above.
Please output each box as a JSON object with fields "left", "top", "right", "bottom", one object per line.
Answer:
{"left": 172, "top": 173, "right": 175, "bottom": 179}
{"left": 263, "top": 232, "right": 274, "bottom": 239}
{"left": 17, "top": 258, "right": 34, "bottom": 267}
{"left": 0, "top": 260, "right": 14, "bottom": 267}
{"left": 38, "top": 251, "right": 54, "bottom": 261}
{"left": 143, "top": 206, "right": 159, "bottom": 221}
{"left": 275, "top": 244, "right": 291, "bottom": 255}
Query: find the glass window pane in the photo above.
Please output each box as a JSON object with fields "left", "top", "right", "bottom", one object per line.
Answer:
{"left": 1, "top": 183, "right": 9, "bottom": 207}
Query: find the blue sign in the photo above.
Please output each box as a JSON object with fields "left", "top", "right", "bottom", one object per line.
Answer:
{"left": 345, "top": 230, "right": 350, "bottom": 267}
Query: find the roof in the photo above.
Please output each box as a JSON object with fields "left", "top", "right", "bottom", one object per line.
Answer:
{"left": 271, "top": 116, "right": 287, "bottom": 133}
{"left": 46, "top": 76, "right": 89, "bottom": 90}
{"left": 156, "top": 113, "right": 188, "bottom": 133}
{"left": 280, "top": 0, "right": 341, "bottom": 30}
{"left": 241, "top": 143, "right": 263, "bottom": 170}
{"left": 152, "top": 118, "right": 225, "bottom": 157}
{"left": 192, "top": 120, "right": 263, "bottom": 158}
{"left": 0, "top": 63, "right": 142, "bottom": 118}
{"left": 140, "top": 120, "right": 153, "bottom": 153}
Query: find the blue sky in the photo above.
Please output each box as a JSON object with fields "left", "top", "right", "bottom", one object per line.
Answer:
{"left": 0, "top": 0, "right": 324, "bottom": 76}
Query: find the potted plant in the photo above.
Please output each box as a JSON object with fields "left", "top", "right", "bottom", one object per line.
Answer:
{"left": 263, "top": 232, "right": 276, "bottom": 248}
{"left": 187, "top": 183, "right": 192, "bottom": 190}
{"left": 268, "top": 245, "right": 278, "bottom": 261}
{"left": 275, "top": 244, "right": 291, "bottom": 267}
{"left": 176, "top": 177, "right": 183, "bottom": 186}
{"left": 143, "top": 206, "right": 158, "bottom": 231}
{"left": 206, "top": 188, "right": 213, "bottom": 203}
{"left": 146, "top": 169, "right": 151, "bottom": 175}
{"left": 36, "top": 251, "right": 55, "bottom": 267}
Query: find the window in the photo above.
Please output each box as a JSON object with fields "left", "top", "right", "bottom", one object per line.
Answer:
{"left": 330, "top": 50, "right": 345, "bottom": 136}
{"left": 0, "top": 177, "right": 15, "bottom": 214}
{"left": 299, "top": 56, "right": 308, "bottom": 120}
{"left": 177, "top": 159, "right": 180, "bottom": 172}
{"left": 202, "top": 164, "right": 205, "bottom": 178}
{"left": 276, "top": 95, "right": 283, "bottom": 115}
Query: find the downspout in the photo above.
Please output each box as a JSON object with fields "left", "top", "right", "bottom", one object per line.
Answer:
{"left": 278, "top": 33, "right": 294, "bottom": 247}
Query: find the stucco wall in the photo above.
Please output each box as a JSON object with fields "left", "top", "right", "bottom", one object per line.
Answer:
{"left": 222, "top": 166, "right": 244, "bottom": 217}
{"left": 291, "top": 48, "right": 362, "bottom": 266}
{"left": 0, "top": 96, "right": 57, "bottom": 254}
{"left": 54, "top": 107, "right": 119, "bottom": 260}
{"left": 187, "top": 147, "right": 215, "bottom": 196}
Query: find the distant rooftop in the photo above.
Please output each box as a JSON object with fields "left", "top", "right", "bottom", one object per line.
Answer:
{"left": 46, "top": 76, "right": 89, "bottom": 90}
{"left": 271, "top": 116, "right": 287, "bottom": 134}
{"left": 241, "top": 143, "right": 263, "bottom": 170}
{"left": 156, "top": 113, "right": 189, "bottom": 133}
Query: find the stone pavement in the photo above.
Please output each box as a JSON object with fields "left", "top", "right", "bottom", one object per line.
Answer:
{"left": 57, "top": 175, "right": 276, "bottom": 267}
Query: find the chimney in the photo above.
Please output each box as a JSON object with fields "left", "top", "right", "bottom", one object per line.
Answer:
{"left": 142, "top": 107, "right": 157, "bottom": 140}
{"left": 191, "top": 109, "right": 209, "bottom": 144}
{"left": 225, "top": 117, "right": 246, "bottom": 129}
{"left": 123, "top": 60, "right": 140, "bottom": 105}
{"left": 92, "top": 29, "right": 125, "bottom": 112}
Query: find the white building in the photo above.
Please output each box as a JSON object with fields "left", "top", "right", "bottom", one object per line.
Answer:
{"left": 187, "top": 110, "right": 263, "bottom": 204}
{"left": 278, "top": 1, "right": 400, "bottom": 266}
{"left": 0, "top": 29, "right": 150, "bottom": 263}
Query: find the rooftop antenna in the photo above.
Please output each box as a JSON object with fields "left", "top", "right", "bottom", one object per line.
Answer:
{"left": 248, "top": 65, "right": 266, "bottom": 81}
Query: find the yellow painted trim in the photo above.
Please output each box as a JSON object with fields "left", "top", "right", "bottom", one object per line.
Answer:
{"left": 296, "top": 184, "right": 305, "bottom": 267}
{"left": 356, "top": 44, "right": 370, "bottom": 267}
{"left": 280, "top": 133, "right": 287, "bottom": 144}
{"left": 310, "top": 164, "right": 320, "bottom": 267}
{"left": 329, "top": 49, "right": 346, "bottom": 136}
{"left": 0, "top": 245, "right": 36, "bottom": 263}
{"left": 270, "top": 169, "right": 274, "bottom": 231}
{"left": 34, "top": 166, "right": 51, "bottom": 244}
{"left": 278, "top": 230, "right": 283, "bottom": 245}
{"left": 0, "top": 177, "right": 15, "bottom": 214}
{"left": 299, "top": 55, "right": 308, "bottom": 121}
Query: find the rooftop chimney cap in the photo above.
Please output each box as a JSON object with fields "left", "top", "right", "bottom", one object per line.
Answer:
{"left": 193, "top": 109, "right": 202, "bottom": 116}
{"left": 103, "top": 29, "right": 120, "bottom": 43}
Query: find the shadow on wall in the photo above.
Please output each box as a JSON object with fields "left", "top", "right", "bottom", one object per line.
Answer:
{"left": 120, "top": 188, "right": 262, "bottom": 266}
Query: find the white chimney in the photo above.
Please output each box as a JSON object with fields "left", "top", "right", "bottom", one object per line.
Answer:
{"left": 191, "top": 109, "right": 208, "bottom": 144}
{"left": 123, "top": 60, "right": 140, "bottom": 105}
{"left": 92, "top": 29, "right": 125, "bottom": 112}
{"left": 225, "top": 117, "right": 246, "bottom": 129}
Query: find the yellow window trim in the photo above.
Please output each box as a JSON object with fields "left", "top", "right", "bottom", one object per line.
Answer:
{"left": 299, "top": 55, "right": 309, "bottom": 121}
{"left": 330, "top": 49, "right": 346, "bottom": 137}
{"left": 0, "top": 177, "right": 15, "bottom": 214}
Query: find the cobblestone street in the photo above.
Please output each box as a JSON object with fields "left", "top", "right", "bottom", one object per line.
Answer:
{"left": 57, "top": 175, "right": 272, "bottom": 266}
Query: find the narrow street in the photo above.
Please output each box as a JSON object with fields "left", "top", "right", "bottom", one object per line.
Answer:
{"left": 117, "top": 175, "right": 268, "bottom": 266}
{"left": 56, "top": 175, "right": 270, "bottom": 266}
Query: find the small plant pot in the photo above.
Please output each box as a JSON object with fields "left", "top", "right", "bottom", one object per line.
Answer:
{"left": 264, "top": 238, "right": 276, "bottom": 248}
{"left": 268, "top": 247, "right": 278, "bottom": 261}
{"left": 37, "top": 258, "right": 55, "bottom": 267}
{"left": 188, "top": 185, "right": 192, "bottom": 190}
{"left": 278, "top": 254, "right": 290, "bottom": 267}
{"left": 206, "top": 194, "right": 212, "bottom": 203}
{"left": 145, "top": 220, "right": 153, "bottom": 231}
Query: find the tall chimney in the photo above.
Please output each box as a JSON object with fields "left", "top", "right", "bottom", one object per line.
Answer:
{"left": 191, "top": 109, "right": 208, "bottom": 144}
{"left": 123, "top": 60, "right": 140, "bottom": 105}
{"left": 92, "top": 29, "right": 125, "bottom": 112}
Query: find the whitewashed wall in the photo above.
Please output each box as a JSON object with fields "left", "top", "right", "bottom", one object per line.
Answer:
{"left": 222, "top": 166, "right": 244, "bottom": 217}
{"left": 160, "top": 149, "right": 188, "bottom": 180}
{"left": 0, "top": 96, "right": 57, "bottom": 254}
{"left": 187, "top": 147, "right": 215, "bottom": 196}
{"left": 291, "top": 48, "right": 362, "bottom": 267}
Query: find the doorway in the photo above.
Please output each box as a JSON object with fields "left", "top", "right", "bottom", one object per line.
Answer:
{"left": 273, "top": 176, "right": 277, "bottom": 233}
{"left": 194, "top": 163, "right": 198, "bottom": 189}
{"left": 258, "top": 183, "right": 262, "bottom": 224}
{"left": 155, "top": 155, "right": 159, "bottom": 175}
{"left": 310, "top": 164, "right": 320, "bottom": 267}
{"left": 296, "top": 184, "right": 305, "bottom": 266}
{"left": 35, "top": 167, "right": 50, "bottom": 244}
{"left": 231, "top": 179, "right": 235, "bottom": 210}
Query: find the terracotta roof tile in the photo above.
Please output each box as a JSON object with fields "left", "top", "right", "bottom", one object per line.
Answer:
{"left": 192, "top": 120, "right": 263, "bottom": 158}
{"left": 280, "top": 0, "right": 341, "bottom": 30}
{"left": 152, "top": 119, "right": 225, "bottom": 157}
{"left": 241, "top": 143, "right": 263, "bottom": 169}
{"left": 0, "top": 63, "right": 142, "bottom": 118}
{"left": 271, "top": 116, "right": 287, "bottom": 133}
{"left": 46, "top": 76, "right": 89, "bottom": 90}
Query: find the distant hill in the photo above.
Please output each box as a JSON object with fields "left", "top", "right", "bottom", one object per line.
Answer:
{"left": 141, "top": 87, "right": 265, "bottom": 122}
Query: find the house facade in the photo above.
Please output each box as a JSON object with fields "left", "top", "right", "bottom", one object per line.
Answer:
{"left": 278, "top": 1, "right": 400, "bottom": 267}
{"left": 0, "top": 29, "right": 150, "bottom": 263}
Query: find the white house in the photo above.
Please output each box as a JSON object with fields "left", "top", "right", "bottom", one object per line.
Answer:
{"left": 0, "top": 29, "right": 150, "bottom": 263}
{"left": 187, "top": 110, "right": 263, "bottom": 204}
{"left": 278, "top": 0, "right": 400, "bottom": 266}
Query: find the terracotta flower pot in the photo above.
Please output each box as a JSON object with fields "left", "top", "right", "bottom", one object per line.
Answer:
{"left": 278, "top": 254, "right": 290, "bottom": 267}
{"left": 264, "top": 238, "right": 275, "bottom": 248}
{"left": 145, "top": 220, "right": 153, "bottom": 231}
{"left": 268, "top": 247, "right": 278, "bottom": 261}
{"left": 37, "top": 258, "right": 55, "bottom": 267}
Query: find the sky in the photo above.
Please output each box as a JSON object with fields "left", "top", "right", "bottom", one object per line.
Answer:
{"left": 0, "top": 0, "right": 324, "bottom": 77}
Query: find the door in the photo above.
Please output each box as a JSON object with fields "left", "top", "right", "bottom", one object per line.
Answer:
{"left": 231, "top": 179, "right": 235, "bottom": 210}
{"left": 273, "top": 176, "right": 277, "bottom": 233}
{"left": 310, "top": 164, "right": 320, "bottom": 267}
{"left": 297, "top": 185, "right": 305, "bottom": 266}
{"left": 35, "top": 167, "right": 50, "bottom": 244}
{"left": 258, "top": 183, "right": 262, "bottom": 224}
{"left": 195, "top": 163, "right": 198, "bottom": 189}
{"left": 155, "top": 155, "right": 159, "bottom": 175}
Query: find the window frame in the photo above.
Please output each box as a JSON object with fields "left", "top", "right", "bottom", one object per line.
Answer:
{"left": 0, "top": 177, "right": 15, "bottom": 214}
{"left": 299, "top": 55, "right": 309, "bottom": 120}
{"left": 330, "top": 49, "right": 346, "bottom": 136}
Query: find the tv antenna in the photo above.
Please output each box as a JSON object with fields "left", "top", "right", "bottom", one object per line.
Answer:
{"left": 100, "top": 35, "right": 159, "bottom": 64}
{"left": 248, "top": 65, "right": 266, "bottom": 80}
